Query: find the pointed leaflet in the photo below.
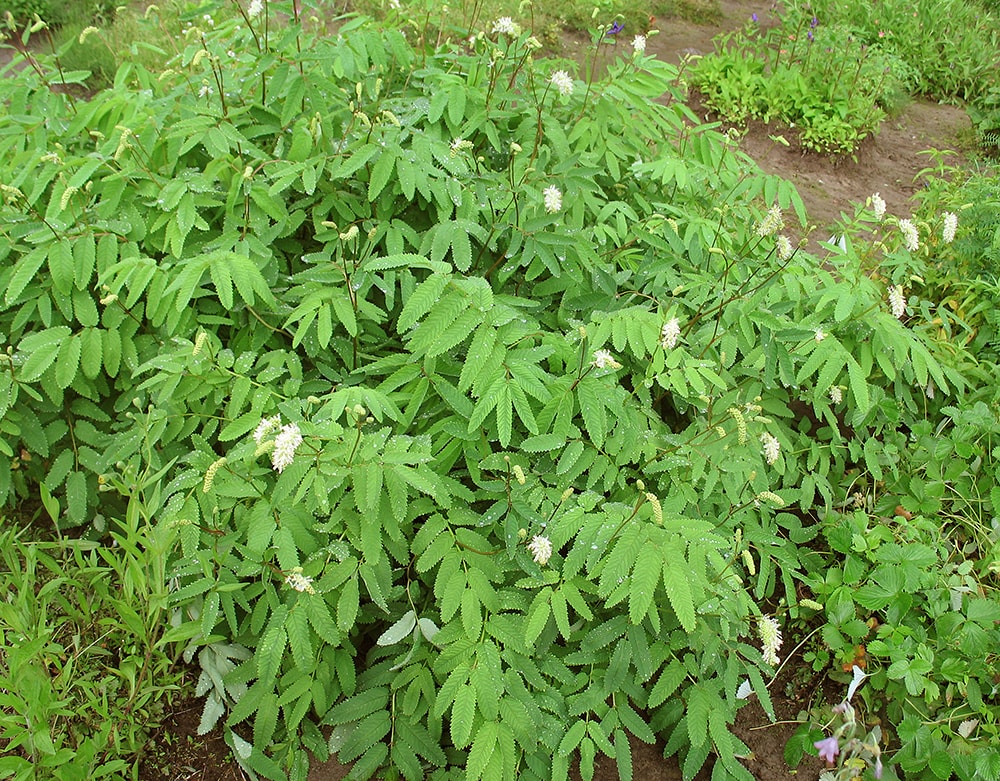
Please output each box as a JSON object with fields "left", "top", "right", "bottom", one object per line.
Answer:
{"left": 662, "top": 555, "right": 697, "bottom": 632}
{"left": 398, "top": 273, "right": 451, "bottom": 332}
{"left": 451, "top": 684, "right": 477, "bottom": 748}
{"left": 55, "top": 335, "right": 81, "bottom": 390}
{"left": 629, "top": 545, "right": 662, "bottom": 624}
{"left": 576, "top": 377, "right": 607, "bottom": 449}
{"left": 466, "top": 721, "right": 499, "bottom": 781}
{"left": 18, "top": 327, "right": 72, "bottom": 383}
{"left": 846, "top": 356, "right": 870, "bottom": 416}
{"left": 377, "top": 610, "right": 417, "bottom": 646}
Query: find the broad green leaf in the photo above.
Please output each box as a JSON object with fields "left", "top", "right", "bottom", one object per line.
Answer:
{"left": 629, "top": 546, "right": 661, "bottom": 624}
{"left": 466, "top": 721, "right": 499, "bottom": 781}
{"left": 451, "top": 684, "right": 477, "bottom": 748}
{"left": 557, "top": 720, "right": 587, "bottom": 757}
{"left": 256, "top": 624, "right": 286, "bottom": 689}
{"left": 614, "top": 728, "right": 633, "bottom": 781}
{"left": 18, "top": 327, "right": 72, "bottom": 382}
{"left": 576, "top": 377, "right": 607, "bottom": 449}
{"left": 662, "top": 558, "right": 696, "bottom": 632}
{"left": 55, "top": 335, "right": 81, "bottom": 390}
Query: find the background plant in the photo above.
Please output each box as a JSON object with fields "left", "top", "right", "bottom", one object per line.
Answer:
{"left": 691, "top": 16, "right": 919, "bottom": 155}
{"left": 0, "top": 516, "right": 182, "bottom": 780}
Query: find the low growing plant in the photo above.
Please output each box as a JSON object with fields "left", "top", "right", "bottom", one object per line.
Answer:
{"left": 0, "top": 518, "right": 182, "bottom": 779}
{"left": 691, "top": 16, "right": 915, "bottom": 155}
{"left": 0, "top": 3, "right": 996, "bottom": 781}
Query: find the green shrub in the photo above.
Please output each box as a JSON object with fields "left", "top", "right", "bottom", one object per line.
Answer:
{"left": 1, "top": 4, "right": 997, "bottom": 781}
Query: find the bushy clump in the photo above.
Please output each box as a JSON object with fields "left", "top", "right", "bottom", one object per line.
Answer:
{"left": 1, "top": 3, "right": 999, "bottom": 781}
{"left": 795, "top": 0, "right": 1000, "bottom": 102}
{"left": 691, "top": 17, "right": 917, "bottom": 155}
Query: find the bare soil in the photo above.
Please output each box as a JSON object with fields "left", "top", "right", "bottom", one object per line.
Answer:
{"left": 125, "top": 1, "right": 974, "bottom": 779}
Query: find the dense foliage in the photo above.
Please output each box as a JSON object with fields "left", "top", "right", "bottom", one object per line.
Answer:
{"left": 1, "top": 3, "right": 999, "bottom": 781}
{"left": 691, "top": 0, "right": 1000, "bottom": 155}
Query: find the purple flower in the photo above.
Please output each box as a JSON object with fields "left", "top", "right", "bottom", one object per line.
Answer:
{"left": 751, "top": 12, "right": 758, "bottom": 21}
{"left": 814, "top": 736, "right": 840, "bottom": 764}
{"left": 807, "top": 29, "right": 814, "bottom": 41}
{"left": 811, "top": 15, "right": 818, "bottom": 27}
{"left": 605, "top": 21, "right": 624, "bottom": 36}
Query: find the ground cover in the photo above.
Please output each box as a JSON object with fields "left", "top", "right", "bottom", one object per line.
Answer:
{"left": 1, "top": 1, "right": 999, "bottom": 781}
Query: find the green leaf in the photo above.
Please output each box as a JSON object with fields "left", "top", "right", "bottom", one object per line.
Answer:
{"left": 256, "top": 623, "right": 287, "bottom": 689}
{"left": 467, "top": 721, "right": 499, "bottom": 781}
{"left": 398, "top": 273, "right": 451, "bottom": 332}
{"left": 648, "top": 659, "right": 686, "bottom": 708}
{"left": 377, "top": 610, "right": 417, "bottom": 646}
{"left": 365, "top": 253, "right": 450, "bottom": 273}
{"left": 847, "top": 357, "right": 870, "bottom": 416}
{"left": 451, "top": 684, "right": 477, "bottom": 748}
{"left": 576, "top": 377, "right": 606, "bottom": 448}
{"left": 614, "top": 728, "right": 633, "bottom": 781}
{"left": 629, "top": 546, "right": 661, "bottom": 624}
{"left": 55, "top": 335, "right": 81, "bottom": 390}
{"left": 48, "top": 239, "right": 74, "bottom": 295}
{"left": 558, "top": 720, "right": 587, "bottom": 757}
{"left": 306, "top": 595, "right": 341, "bottom": 646}
{"left": 338, "top": 575, "right": 360, "bottom": 632}
{"left": 6, "top": 247, "right": 46, "bottom": 305}
{"left": 253, "top": 691, "right": 279, "bottom": 747}
{"left": 520, "top": 433, "right": 565, "bottom": 452}
{"left": 286, "top": 608, "right": 313, "bottom": 672}
{"left": 79, "top": 328, "right": 103, "bottom": 379}
{"left": 66, "top": 471, "right": 88, "bottom": 525}
{"left": 662, "top": 558, "right": 696, "bottom": 632}
{"left": 17, "top": 327, "right": 72, "bottom": 382}
{"left": 369, "top": 148, "right": 398, "bottom": 201}
{"left": 524, "top": 588, "right": 552, "bottom": 646}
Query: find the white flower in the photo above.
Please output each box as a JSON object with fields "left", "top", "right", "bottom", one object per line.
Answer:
{"left": 528, "top": 535, "right": 553, "bottom": 566}
{"left": 632, "top": 34, "right": 646, "bottom": 54}
{"left": 549, "top": 70, "right": 574, "bottom": 97}
{"left": 253, "top": 415, "right": 282, "bottom": 444}
{"left": 829, "top": 386, "right": 843, "bottom": 404}
{"left": 492, "top": 16, "right": 519, "bottom": 36}
{"left": 247, "top": 0, "right": 263, "bottom": 17}
{"left": 543, "top": 185, "right": 562, "bottom": 214}
{"left": 814, "top": 328, "right": 826, "bottom": 343}
{"left": 755, "top": 205, "right": 784, "bottom": 237}
{"left": 757, "top": 615, "right": 782, "bottom": 666}
{"left": 760, "top": 432, "right": 780, "bottom": 465}
{"left": 284, "top": 567, "right": 315, "bottom": 594}
{"left": 846, "top": 665, "right": 868, "bottom": 702}
{"left": 899, "top": 218, "right": 919, "bottom": 252}
{"left": 870, "top": 192, "right": 886, "bottom": 221}
{"left": 591, "top": 349, "right": 622, "bottom": 370}
{"left": 942, "top": 212, "right": 958, "bottom": 244}
{"left": 198, "top": 84, "right": 213, "bottom": 98}
{"left": 271, "top": 423, "right": 303, "bottom": 473}
{"left": 661, "top": 317, "right": 681, "bottom": 349}
{"left": 888, "top": 284, "right": 906, "bottom": 319}
{"left": 775, "top": 234, "right": 793, "bottom": 261}
{"left": 736, "top": 679, "right": 754, "bottom": 700}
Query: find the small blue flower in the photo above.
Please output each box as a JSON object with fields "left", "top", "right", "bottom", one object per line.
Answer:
{"left": 811, "top": 15, "right": 818, "bottom": 27}
{"left": 751, "top": 12, "right": 758, "bottom": 21}
{"left": 605, "top": 20, "right": 624, "bottom": 36}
